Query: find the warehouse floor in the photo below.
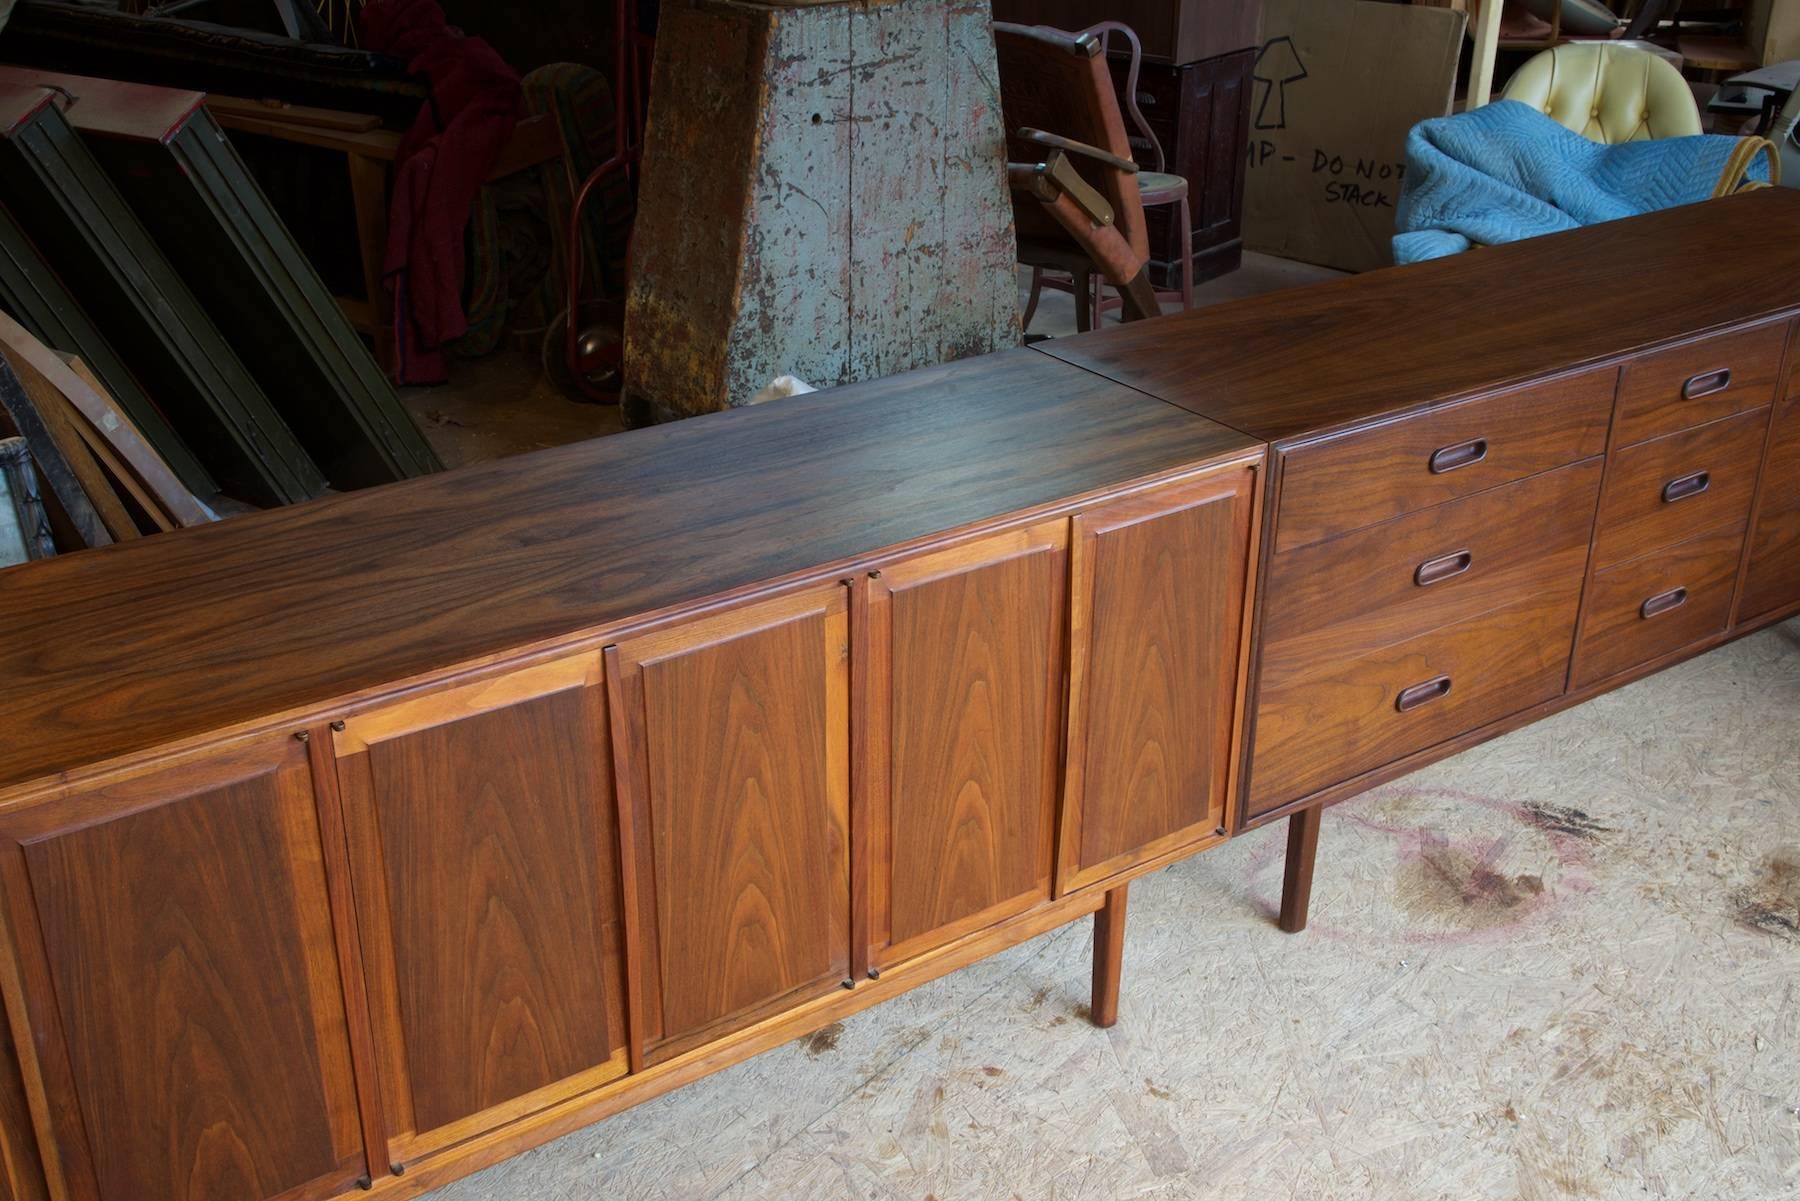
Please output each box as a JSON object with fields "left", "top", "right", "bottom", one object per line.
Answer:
{"left": 421, "top": 619, "right": 1800, "bottom": 1200}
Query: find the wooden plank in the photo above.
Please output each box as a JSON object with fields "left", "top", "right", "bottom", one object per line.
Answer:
{"left": 0, "top": 356, "right": 107, "bottom": 550}
{"left": 57, "top": 358, "right": 176, "bottom": 534}
{"left": 0, "top": 312, "right": 211, "bottom": 528}
{"left": 206, "top": 95, "right": 383, "bottom": 134}
{"left": 7, "top": 355, "right": 138, "bottom": 542}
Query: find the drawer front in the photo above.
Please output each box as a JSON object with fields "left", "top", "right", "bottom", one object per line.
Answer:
{"left": 1574, "top": 525, "right": 1743, "bottom": 688}
{"left": 1741, "top": 389, "right": 1800, "bottom": 623}
{"left": 1247, "top": 585, "right": 1581, "bottom": 817}
{"left": 1260, "top": 458, "right": 1602, "bottom": 689}
{"left": 1613, "top": 321, "right": 1787, "bottom": 448}
{"left": 1592, "top": 407, "right": 1767, "bottom": 569}
{"left": 1276, "top": 367, "right": 1616, "bottom": 551}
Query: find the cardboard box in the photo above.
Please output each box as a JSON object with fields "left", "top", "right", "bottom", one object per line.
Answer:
{"left": 1242, "top": 0, "right": 1466, "bottom": 272}
{"left": 1758, "top": 0, "right": 1800, "bottom": 64}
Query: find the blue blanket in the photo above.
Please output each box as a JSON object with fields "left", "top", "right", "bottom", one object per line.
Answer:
{"left": 1394, "top": 100, "right": 1765, "bottom": 263}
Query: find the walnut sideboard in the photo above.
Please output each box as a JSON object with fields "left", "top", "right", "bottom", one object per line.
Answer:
{"left": 0, "top": 190, "right": 1797, "bottom": 1201}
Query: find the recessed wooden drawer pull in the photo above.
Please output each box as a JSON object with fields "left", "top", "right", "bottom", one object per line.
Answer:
{"left": 1395, "top": 675, "right": 1453, "bottom": 712}
{"left": 1428, "top": 438, "right": 1488, "bottom": 474}
{"left": 1414, "top": 549, "right": 1474, "bottom": 587}
{"left": 1681, "top": 368, "right": 1731, "bottom": 400}
{"left": 1660, "top": 470, "right": 1711, "bottom": 503}
{"left": 1640, "top": 587, "right": 1689, "bottom": 619}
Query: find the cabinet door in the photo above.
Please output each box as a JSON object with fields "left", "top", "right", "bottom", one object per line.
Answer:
{"left": 1058, "top": 465, "right": 1257, "bottom": 894}
{"left": 1742, "top": 386, "right": 1800, "bottom": 622}
{"left": 606, "top": 584, "right": 851, "bottom": 1064}
{"left": 0, "top": 738, "right": 365, "bottom": 1201}
{"left": 332, "top": 653, "right": 628, "bottom": 1166}
{"left": 864, "top": 521, "right": 1067, "bottom": 970}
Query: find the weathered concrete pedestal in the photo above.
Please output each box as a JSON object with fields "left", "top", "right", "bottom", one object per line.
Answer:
{"left": 625, "top": 0, "right": 1021, "bottom": 422}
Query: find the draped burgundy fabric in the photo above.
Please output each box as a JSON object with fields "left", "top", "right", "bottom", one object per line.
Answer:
{"left": 362, "top": 0, "right": 521, "bottom": 384}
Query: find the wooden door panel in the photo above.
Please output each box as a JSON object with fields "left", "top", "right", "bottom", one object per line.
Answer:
{"left": 334, "top": 653, "right": 627, "bottom": 1162}
{"left": 0, "top": 739, "right": 364, "bottom": 1201}
{"left": 1059, "top": 465, "right": 1257, "bottom": 893}
{"left": 868, "top": 522, "right": 1066, "bottom": 968}
{"left": 608, "top": 586, "right": 851, "bottom": 1062}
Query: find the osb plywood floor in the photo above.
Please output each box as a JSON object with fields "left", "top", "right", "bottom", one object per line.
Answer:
{"left": 424, "top": 619, "right": 1800, "bottom": 1201}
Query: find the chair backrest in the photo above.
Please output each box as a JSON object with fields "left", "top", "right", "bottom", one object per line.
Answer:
{"left": 992, "top": 21, "right": 1148, "bottom": 260}
{"left": 1502, "top": 42, "right": 1702, "bottom": 143}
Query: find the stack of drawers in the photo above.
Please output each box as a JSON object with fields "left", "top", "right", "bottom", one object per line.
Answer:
{"left": 1245, "top": 367, "right": 1617, "bottom": 819}
{"left": 1571, "top": 321, "right": 1786, "bottom": 687}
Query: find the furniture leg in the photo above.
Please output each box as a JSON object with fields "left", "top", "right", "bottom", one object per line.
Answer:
{"left": 346, "top": 150, "right": 393, "bottom": 363}
{"left": 1278, "top": 805, "right": 1322, "bottom": 934}
{"left": 1073, "top": 265, "right": 1093, "bottom": 333}
{"left": 1090, "top": 883, "right": 1128, "bottom": 1028}
{"left": 1178, "top": 194, "right": 1195, "bottom": 311}
{"left": 1023, "top": 266, "right": 1044, "bottom": 331}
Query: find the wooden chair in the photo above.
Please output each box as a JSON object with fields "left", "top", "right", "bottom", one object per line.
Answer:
{"left": 993, "top": 21, "right": 1165, "bottom": 333}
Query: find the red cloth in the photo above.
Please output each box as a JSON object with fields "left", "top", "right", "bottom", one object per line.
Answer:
{"left": 362, "top": 0, "right": 521, "bottom": 384}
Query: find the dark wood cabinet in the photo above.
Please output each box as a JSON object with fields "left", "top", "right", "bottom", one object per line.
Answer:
{"left": 1112, "top": 48, "right": 1256, "bottom": 288}
{"left": 864, "top": 522, "right": 1067, "bottom": 970}
{"left": 0, "top": 738, "right": 365, "bottom": 1201}
{"left": 606, "top": 585, "right": 852, "bottom": 1064}
{"left": 1058, "top": 467, "right": 1258, "bottom": 893}
{"left": 331, "top": 654, "right": 628, "bottom": 1167}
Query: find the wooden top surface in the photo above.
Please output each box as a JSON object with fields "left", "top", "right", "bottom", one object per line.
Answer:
{"left": 0, "top": 349, "right": 1255, "bottom": 792}
{"left": 0, "top": 67, "right": 205, "bottom": 142}
{"left": 1036, "top": 190, "right": 1800, "bottom": 444}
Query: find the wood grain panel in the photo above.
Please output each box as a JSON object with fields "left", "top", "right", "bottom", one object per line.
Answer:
{"left": 1613, "top": 319, "right": 1787, "bottom": 448}
{"left": 868, "top": 523, "right": 1066, "bottom": 967}
{"left": 1274, "top": 367, "right": 1615, "bottom": 551}
{"left": 1036, "top": 189, "right": 1800, "bottom": 444}
{"left": 1259, "top": 457, "right": 1602, "bottom": 687}
{"left": 1248, "top": 585, "right": 1582, "bottom": 817}
{"left": 334, "top": 655, "right": 627, "bottom": 1155}
{"left": 609, "top": 586, "right": 851, "bottom": 1062}
{"left": 1059, "top": 466, "right": 1256, "bottom": 893}
{"left": 1592, "top": 407, "right": 1767, "bottom": 569}
{"left": 4, "top": 739, "right": 363, "bottom": 1201}
{"left": 1574, "top": 525, "right": 1744, "bottom": 689}
{"left": 1741, "top": 388, "right": 1800, "bottom": 622}
{"left": 0, "top": 348, "right": 1255, "bottom": 796}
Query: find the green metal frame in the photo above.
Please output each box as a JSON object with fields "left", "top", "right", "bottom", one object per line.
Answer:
{"left": 0, "top": 200, "right": 218, "bottom": 497}
{"left": 88, "top": 108, "right": 442, "bottom": 488}
{"left": 0, "top": 94, "right": 324, "bottom": 506}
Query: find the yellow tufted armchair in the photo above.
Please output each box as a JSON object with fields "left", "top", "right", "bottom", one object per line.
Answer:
{"left": 1501, "top": 42, "right": 1702, "bottom": 144}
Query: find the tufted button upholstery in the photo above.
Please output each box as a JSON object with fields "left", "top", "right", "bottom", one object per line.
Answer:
{"left": 1501, "top": 43, "right": 1701, "bottom": 144}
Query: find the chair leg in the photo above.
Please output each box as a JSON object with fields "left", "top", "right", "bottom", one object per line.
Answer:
{"left": 1022, "top": 266, "right": 1044, "bottom": 333}
{"left": 1178, "top": 194, "right": 1195, "bottom": 310}
{"left": 1073, "top": 265, "right": 1093, "bottom": 333}
{"left": 1092, "top": 272, "right": 1105, "bottom": 329}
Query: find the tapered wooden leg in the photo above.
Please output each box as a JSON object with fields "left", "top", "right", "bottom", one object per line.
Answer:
{"left": 1279, "top": 805, "right": 1322, "bottom": 933}
{"left": 1090, "top": 883, "right": 1128, "bottom": 1028}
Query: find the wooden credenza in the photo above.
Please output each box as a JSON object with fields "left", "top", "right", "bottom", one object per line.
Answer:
{"left": 1, "top": 190, "right": 1797, "bottom": 1201}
